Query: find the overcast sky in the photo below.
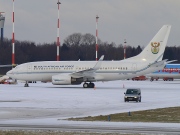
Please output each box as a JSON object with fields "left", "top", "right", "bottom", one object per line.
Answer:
{"left": 0, "top": 0, "right": 180, "bottom": 47}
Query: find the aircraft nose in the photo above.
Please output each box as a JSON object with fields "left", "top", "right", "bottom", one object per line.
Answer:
{"left": 6, "top": 70, "right": 13, "bottom": 76}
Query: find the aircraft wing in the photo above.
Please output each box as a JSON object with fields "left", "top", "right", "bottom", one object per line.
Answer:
{"left": 70, "top": 55, "right": 104, "bottom": 78}
{"left": 0, "top": 65, "right": 15, "bottom": 68}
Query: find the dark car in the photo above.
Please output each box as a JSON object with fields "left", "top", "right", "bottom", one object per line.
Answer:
{"left": 124, "top": 88, "right": 141, "bottom": 102}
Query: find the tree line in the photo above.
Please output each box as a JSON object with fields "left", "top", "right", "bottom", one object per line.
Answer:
{"left": 0, "top": 33, "right": 179, "bottom": 74}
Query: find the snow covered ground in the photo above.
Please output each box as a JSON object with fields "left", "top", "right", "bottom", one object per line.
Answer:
{"left": 0, "top": 80, "right": 179, "bottom": 126}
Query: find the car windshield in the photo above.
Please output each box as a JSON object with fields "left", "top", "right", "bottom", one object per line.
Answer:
{"left": 126, "top": 89, "right": 138, "bottom": 94}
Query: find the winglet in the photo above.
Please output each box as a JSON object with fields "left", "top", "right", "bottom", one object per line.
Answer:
{"left": 93, "top": 55, "right": 104, "bottom": 70}
{"left": 99, "top": 55, "right": 104, "bottom": 61}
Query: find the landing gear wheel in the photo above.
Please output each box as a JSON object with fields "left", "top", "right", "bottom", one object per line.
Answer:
{"left": 89, "top": 83, "right": 95, "bottom": 88}
{"left": 83, "top": 83, "right": 95, "bottom": 88}
{"left": 24, "top": 81, "right": 29, "bottom": 87}
{"left": 83, "top": 83, "right": 88, "bottom": 88}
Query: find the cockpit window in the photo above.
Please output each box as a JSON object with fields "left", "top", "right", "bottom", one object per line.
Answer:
{"left": 14, "top": 66, "right": 19, "bottom": 69}
{"left": 14, "top": 65, "right": 25, "bottom": 70}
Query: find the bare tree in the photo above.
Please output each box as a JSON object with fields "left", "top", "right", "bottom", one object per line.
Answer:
{"left": 81, "top": 33, "right": 96, "bottom": 45}
{"left": 64, "top": 33, "right": 82, "bottom": 46}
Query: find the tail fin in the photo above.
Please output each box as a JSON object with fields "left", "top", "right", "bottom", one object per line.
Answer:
{"left": 129, "top": 25, "right": 171, "bottom": 62}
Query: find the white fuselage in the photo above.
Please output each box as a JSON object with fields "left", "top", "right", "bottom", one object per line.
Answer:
{"left": 7, "top": 60, "right": 164, "bottom": 83}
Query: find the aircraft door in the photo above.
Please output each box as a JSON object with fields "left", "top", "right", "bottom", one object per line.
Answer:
{"left": 27, "top": 64, "right": 32, "bottom": 72}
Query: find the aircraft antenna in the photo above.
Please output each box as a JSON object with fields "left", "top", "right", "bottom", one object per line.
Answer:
{"left": 57, "top": 0, "right": 61, "bottom": 61}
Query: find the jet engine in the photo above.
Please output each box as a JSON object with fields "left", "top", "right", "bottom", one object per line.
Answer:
{"left": 52, "top": 73, "right": 83, "bottom": 85}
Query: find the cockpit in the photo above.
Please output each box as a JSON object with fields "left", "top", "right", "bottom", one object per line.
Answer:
{"left": 6, "top": 64, "right": 27, "bottom": 77}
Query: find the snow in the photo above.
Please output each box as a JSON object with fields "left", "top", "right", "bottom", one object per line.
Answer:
{"left": 0, "top": 80, "right": 180, "bottom": 127}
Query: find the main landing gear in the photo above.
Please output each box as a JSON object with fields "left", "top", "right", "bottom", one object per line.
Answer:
{"left": 24, "top": 81, "right": 29, "bottom": 87}
{"left": 83, "top": 82, "right": 95, "bottom": 88}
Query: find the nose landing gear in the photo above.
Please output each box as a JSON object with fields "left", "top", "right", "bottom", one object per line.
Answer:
{"left": 24, "top": 81, "right": 29, "bottom": 87}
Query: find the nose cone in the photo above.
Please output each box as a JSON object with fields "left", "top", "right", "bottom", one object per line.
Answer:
{"left": 6, "top": 70, "right": 13, "bottom": 78}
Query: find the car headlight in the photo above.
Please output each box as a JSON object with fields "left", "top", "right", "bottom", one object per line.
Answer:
{"left": 124, "top": 96, "right": 127, "bottom": 98}
{"left": 134, "top": 97, "right": 137, "bottom": 98}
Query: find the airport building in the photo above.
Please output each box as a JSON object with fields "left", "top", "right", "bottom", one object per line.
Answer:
{"left": 0, "top": 12, "right": 5, "bottom": 43}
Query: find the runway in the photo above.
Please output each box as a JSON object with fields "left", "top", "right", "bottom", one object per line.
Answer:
{"left": 0, "top": 80, "right": 180, "bottom": 134}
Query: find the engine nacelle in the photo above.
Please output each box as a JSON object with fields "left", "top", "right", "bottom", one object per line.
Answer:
{"left": 52, "top": 74, "right": 83, "bottom": 85}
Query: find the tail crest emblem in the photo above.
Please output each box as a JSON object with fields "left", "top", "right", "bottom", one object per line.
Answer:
{"left": 151, "top": 42, "right": 160, "bottom": 54}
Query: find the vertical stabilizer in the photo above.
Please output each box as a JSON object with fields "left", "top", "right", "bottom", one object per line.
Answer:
{"left": 129, "top": 25, "right": 171, "bottom": 62}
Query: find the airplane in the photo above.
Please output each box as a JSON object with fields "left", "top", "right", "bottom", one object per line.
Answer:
{"left": 6, "top": 25, "right": 171, "bottom": 88}
{"left": 146, "top": 64, "right": 180, "bottom": 81}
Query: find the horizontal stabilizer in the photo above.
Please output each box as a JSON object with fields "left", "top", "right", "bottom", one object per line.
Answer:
{"left": 166, "top": 60, "right": 177, "bottom": 64}
{"left": 149, "top": 59, "right": 168, "bottom": 67}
